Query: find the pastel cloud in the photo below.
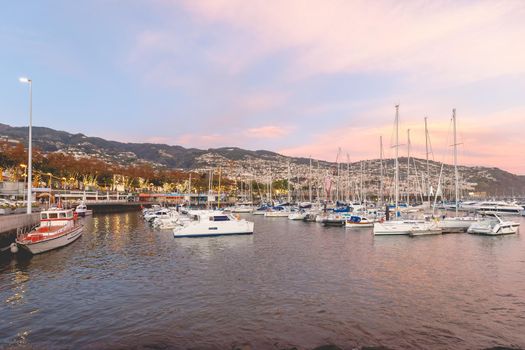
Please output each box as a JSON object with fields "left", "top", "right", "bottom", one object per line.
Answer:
{"left": 8, "top": 1, "right": 521, "bottom": 174}
{"left": 179, "top": 0, "right": 525, "bottom": 82}
{"left": 245, "top": 125, "right": 291, "bottom": 139}
{"left": 117, "top": 2, "right": 525, "bottom": 173}
{"left": 280, "top": 106, "right": 525, "bottom": 174}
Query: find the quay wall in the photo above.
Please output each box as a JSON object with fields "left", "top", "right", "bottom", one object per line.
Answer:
{"left": 0, "top": 213, "right": 40, "bottom": 253}
{"left": 86, "top": 202, "right": 148, "bottom": 214}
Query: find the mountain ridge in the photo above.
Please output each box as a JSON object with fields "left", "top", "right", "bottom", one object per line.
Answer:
{"left": 1, "top": 123, "right": 524, "bottom": 196}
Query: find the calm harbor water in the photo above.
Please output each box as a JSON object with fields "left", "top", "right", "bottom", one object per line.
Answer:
{"left": 1, "top": 212, "right": 525, "bottom": 349}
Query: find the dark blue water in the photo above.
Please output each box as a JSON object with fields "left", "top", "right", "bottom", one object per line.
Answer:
{"left": 1, "top": 212, "right": 525, "bottom": 349}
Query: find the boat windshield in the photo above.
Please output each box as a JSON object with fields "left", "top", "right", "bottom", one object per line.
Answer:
{"left": 210, "top": 215, "right": 230, "bottom": 221}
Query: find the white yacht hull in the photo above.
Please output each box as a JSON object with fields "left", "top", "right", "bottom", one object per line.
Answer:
{"left": 174, "top": 221, "right": 254, "bottom": 238}
{"left": 438, "top": 218, "right": 477, "bottom": 233}
{"left": 468, "top": 222, "right": 519, "bottom": 235}
{"left": 231, "top": 208, "right": 253, "bottom": 213}
{"left": 75, "top": 209, "right": 93, "bottom": 217}
{"left": 346, "top": 223, "right": 374, "bottom": 228}
{"left": 373, "top": 221, "right": 436, "bottom": 235}
{"left": 288, "top": 213, "right": 306, "bottom": 220}
{"left": 17, "top": 225, "right": 83, "bottom": 254}
{"left": 409, "top": 228, "right": 442, "bottom": 236}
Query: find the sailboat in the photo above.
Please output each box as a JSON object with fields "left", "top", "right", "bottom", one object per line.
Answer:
{"left": 437, "top": 109, "right": 478, "bottom": 233}
{"left": 373, "top": 105, "right": 441, "bottom": 236}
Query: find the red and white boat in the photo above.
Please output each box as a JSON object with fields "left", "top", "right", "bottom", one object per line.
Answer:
{"left": 16, "top": 208, "right": 83, "bottom": 254}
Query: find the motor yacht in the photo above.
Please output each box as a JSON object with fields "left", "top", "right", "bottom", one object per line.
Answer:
{"left": 467, "top": 215, "right": 520, "bottom": 235}
{"left": 173, "top": 211, "right": 254, "bottom": 238}
{"left": 474, "top": 201, "right": 524, "bottom": 216}
{"left": 74, "top": 202, "right": 93, "bottom": 217}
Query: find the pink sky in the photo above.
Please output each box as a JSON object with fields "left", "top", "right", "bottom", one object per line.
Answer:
{"left": 3, "top": 1, "right": 525, "bottom": 174}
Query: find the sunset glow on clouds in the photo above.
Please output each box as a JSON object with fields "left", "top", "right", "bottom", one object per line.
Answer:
{"left": 1, "top": 1, "right": 524, "bottom": 172}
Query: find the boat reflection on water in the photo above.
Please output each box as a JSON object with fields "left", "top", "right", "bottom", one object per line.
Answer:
{"left": 172, "top": 233, "right": 254, "bottom": 260}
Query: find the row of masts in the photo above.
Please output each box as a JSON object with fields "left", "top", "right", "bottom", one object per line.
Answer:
{"left": 199, "top": 106, "right": 461, "bottom": 206}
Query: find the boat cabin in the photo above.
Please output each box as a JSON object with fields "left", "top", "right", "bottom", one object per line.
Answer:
{"left": 40, "top": 209, "right": 75, "bottom": 226}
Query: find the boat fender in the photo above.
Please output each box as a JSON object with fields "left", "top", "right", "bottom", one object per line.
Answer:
{"left": 74, "top": 212, "right": 78, "bottom": 221}
{"left": 10, "top": 243, "right": 18, "bottom": 254}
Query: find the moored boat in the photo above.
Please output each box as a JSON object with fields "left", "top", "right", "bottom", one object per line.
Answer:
{"left": 264, "top": 206, "right": 291, "bottom": 217}
{"left": 467, "top": 215, "right": 520, "bottom": 235}
{"left": 321, "top": 213, "right": 348, "bottom": 227}
{"left": 288, "top": 211, "right": 307, "bottom": 220}
{"left": 474, "top": 201, "right": 523, "bottom": 216}
{"left": 15, "top": 208, "right": 83, "bottom": 254}
{"left": 345, "top": 215, "right": 375, "bottom": 228}
{"left": 173, "top": 211, "right": 254, "bottom": 238}
{"left": 231, "top": 204, "right": 253, "bottom": 213}
{"left": 438, "top": 216, "right": 478, "bottom": 233}
{"left": 373, "top": 220, "right": 438, "bottom": 235}
{"left": 74, "top": 202, "right": 93, "bottom": 217}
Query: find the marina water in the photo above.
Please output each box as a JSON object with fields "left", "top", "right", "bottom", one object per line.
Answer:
{"left": 2, "top": 212, "right": 525, "bottom": 349}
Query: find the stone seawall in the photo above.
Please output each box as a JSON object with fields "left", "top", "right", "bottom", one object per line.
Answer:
{"left": 0, "top": 213, "right": 40, "bottom": 253}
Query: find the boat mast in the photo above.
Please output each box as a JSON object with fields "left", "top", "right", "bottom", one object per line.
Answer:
{"left": 217, "top": 167, "right": 222, "bottom": 209}
{"left": 346, "top": 153, "right": 350, "bottom": 202}
{"left": 188, "top": 173, "right": 192, "bottom": 208}
{"left": 407, "top": 128, "right": 411, "bottom": 206}
{"left": 316, "top": 161, "right": 320, "bottom": 205}
{"left": 309, "top": 156, "right": 312, "bottom": 203}
{"left": 269, "top": 171, "right": 272, "bottom": 204}
{"left": 379, "top": 135, "right": 384, "bottom": 206}
{"left": 394, "top": 104, "right": 399, "bottom": 216}
{"left": 287, "top": 161, "right": 291, "bottom": 203}
{"left": 453, "top": 108, "right": 459, "bottom": 216}
{"left": 360, "top": 161, "right": 363, "bottom": 204}
{"left": 335, "top": 147, "right": 341, "bottom": 202}
{"left": 425, "top": 117, "right": 430, "bottom": 200}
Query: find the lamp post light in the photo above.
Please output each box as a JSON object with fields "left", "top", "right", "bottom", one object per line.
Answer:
{"left": 19, "top": 77, "right": 32, "bottom": 214}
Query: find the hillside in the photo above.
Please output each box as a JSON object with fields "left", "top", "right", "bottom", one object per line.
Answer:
{"left": 1, "top": 123, "right": 524, "bottom": 196}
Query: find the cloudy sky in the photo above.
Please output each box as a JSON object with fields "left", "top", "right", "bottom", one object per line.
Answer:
{"left": 1, "top": 1, "right": 524, "bottom": 173}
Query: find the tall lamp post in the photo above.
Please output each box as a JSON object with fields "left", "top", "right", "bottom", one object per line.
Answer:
{"left": 19, "top": 77, "right": 32, "bottom": 214}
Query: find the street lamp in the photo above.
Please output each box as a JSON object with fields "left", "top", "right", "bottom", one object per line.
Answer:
{"left": 19, "top": 77, "right": 32, "bottom": 214}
